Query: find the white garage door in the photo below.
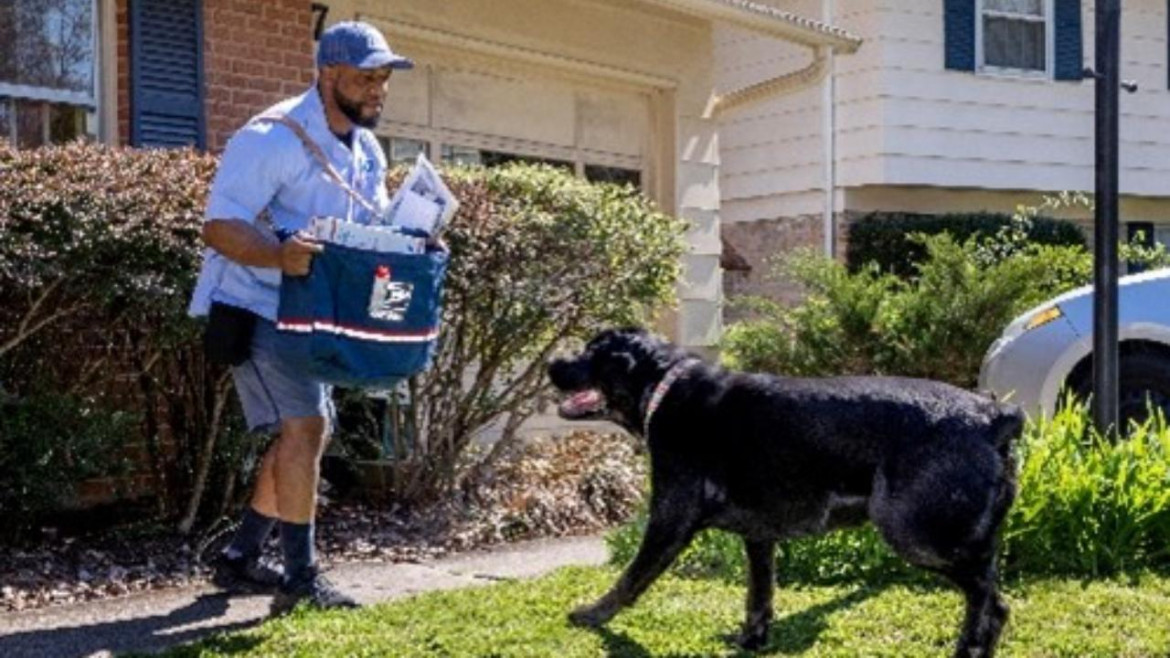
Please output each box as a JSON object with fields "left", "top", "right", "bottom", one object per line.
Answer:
{"left": 377, "top": 52, "right": 650, "bottom": 189}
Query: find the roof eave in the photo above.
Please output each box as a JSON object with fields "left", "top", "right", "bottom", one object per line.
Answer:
{"left": 636, "top": 0, "right": 862, "bottom": 53}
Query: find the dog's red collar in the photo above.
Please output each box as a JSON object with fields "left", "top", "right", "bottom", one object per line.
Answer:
{"left": 642, "top": 359, "right": 700, "bottom": 438}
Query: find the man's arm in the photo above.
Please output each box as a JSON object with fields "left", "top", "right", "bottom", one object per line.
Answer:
{"left": 203, "top": 219, "right": 322, "bottom": 276}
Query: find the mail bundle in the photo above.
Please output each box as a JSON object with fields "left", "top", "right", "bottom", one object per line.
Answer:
{"left": 277, "top": 154, "right": 458, "bottom": 387}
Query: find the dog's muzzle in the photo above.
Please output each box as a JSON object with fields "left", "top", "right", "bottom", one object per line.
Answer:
{"left": 557, "top": 389, "right": 606, "bottom": 419}
{"left": 548, "top": 359, "right": 607, "bottom": 419}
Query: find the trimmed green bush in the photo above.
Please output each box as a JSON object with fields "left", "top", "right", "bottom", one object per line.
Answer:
{"left": 0, "top": 141, "right": 219, "bottom": 534}
{"left": 0, "top": 141, "right": 685, "bottom": 530}
{"left": 608, "top": 401, "right": 1170, "bottom": 583}
{"left": 846, "top": 210, "right": 1086, "bottom": 277}
{"left": 0, "top": 392, "right": 136, "bottom": 536}
{"left": 724, "top": 194, "right": 1170, "bottom": 391}
{"left": 375, "top": 163, "right": 686, "bottom": 501}
{"left": 724, "top": 235, "right": 1090, "bottom": 388}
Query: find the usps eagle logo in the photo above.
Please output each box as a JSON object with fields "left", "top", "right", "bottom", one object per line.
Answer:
{"left": 368, "top": 266, "right": 414, "bottom": 322}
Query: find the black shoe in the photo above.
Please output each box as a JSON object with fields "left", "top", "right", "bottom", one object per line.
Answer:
{"left": 270, "top": 567, "right": 359, "bottom": 615}
{"left": 210, "top": 552, "right": 284, "bottom": 594}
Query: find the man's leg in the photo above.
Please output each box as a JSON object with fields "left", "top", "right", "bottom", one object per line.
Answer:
{"left": 270, "top": 415, "right": 357, "bottom": 614}
{"left": 209, "top": 318, "right": 351, "bottom": 610}
{"left": 250, "top": 442, "right": 280, "bottom": 518}
{"left": 274, "top": 416, "right": 327, "bottom": 579}
{"left": 212, "top": 440, "right": 283, "bottom": 592}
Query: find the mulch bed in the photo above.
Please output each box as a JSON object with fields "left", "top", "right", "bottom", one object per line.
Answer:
{"left": 0, "top": 431, "right": 646, "bottom": 612}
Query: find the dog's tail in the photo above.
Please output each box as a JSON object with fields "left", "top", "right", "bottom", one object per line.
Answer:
{"left": 990, "top": 404, "right": 1026, "bottom": 458}
{"left": 986, "top": 404, "right": 1025, "bottom": 535}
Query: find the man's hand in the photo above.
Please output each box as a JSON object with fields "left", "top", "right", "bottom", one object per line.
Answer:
{"left": 203, "top": 220, "right": 323, "bottom": 274}
{"left": 279, "top": 235, "right": 324, "bottom": 276}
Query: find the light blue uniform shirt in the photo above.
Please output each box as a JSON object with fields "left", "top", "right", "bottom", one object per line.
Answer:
{"left": 188, "top": 86, "right": 391, "bottom": 321}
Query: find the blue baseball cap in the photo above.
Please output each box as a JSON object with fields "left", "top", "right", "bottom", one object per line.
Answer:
{"left": 317, "top": 21, "right": 414, "bottom": 70}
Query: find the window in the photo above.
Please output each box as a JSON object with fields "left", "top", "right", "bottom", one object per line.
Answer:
{"left": 379, "top": 136, "right": 427, "bottom": 167}
{"left": 978, "top": 0, "right": 1051, "bottom": 74}
{"left": 0, "top": 0, "right": 100, "bottom": 146}
{"left": 585, "top": 165, "right": 641, "bottom": 189}
{"left": 439, "top": 144, "right": 482, "bottom": 167}
{"left": 1155, "top": 225, "right": 1170, "bottom": 249}
{"left": 438, "top": 144, "right": 575, "bottom": 173}
{"left": 383, "top": 136, "right": 645, "bottom": 191}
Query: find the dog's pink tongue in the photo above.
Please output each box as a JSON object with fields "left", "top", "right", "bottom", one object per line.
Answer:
{"left": 560, "top": 389, "right": 602, "bottom": 417}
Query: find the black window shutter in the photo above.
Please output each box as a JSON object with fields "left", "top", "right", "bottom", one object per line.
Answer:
{"left": 944, "top": 0, "right": 976, "bottom": 71}
{"left": 1053, "top": 0, "right": 1084, "bottom": 81}
{"left": 130, "top": 0, "right": 205, "bottom": 148}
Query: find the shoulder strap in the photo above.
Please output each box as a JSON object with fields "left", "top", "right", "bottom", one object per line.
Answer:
{"left": 254, "top": 113, "right": 380, "bottom": 216}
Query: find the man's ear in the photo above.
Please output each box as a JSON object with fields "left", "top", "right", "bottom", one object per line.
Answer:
{"left": 318, "top": 65, "right": 337, "bottom": 86}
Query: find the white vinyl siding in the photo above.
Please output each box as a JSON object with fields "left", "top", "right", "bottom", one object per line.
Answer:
{"left": 880, "top": 0, "right": 1170, "bottom": 196}
{"left": 716, "top": 0, "right": 885, "bottom": 222}
{"left": 715, "top": 0, "right": 1170, "bottom": 218}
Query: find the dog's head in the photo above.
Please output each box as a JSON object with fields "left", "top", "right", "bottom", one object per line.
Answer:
{"left": 547, "top": 327, "right": 688, "bottom": 434}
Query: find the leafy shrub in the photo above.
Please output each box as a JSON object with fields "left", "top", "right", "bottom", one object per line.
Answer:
{"left": 608, "top": 401, "right": 1170, "bottom": 583}
{"left": 1002, "top": 398, "right": 1170, "bottom": 576}
{"left": 847, "top": 210, "right": 1086, "bottom": 277}
{"left": 0, "top": 141, "right": 686, "bottom": 529}
{"left": 724, "top": 235, "right": 1090, "bottom": 388}
{"left": 725, "top": 190, "right": 1170, "bottom": 390}
{"left": 0, "top": 141, "right": 225, "bottom": 532}
{"left": 0, "top": 141, "right": 212, "bottom": 386}
{"left": 0, "top": 392, "right": 136, "bottom": 537}
{"left": 354, "top": 164, "right": 686, "bottom": 502}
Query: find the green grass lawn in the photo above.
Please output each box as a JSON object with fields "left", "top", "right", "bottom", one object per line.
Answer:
{"left": 162, "top": 567, "right": 1170, "bottom": 657}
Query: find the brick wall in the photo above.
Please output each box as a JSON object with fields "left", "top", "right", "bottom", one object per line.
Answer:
{"left": 721, "top": 214, "right": 855, "bottom": 323}
{"left": 114, "top": 0, "right": 315, "bottom": 150}
{"left": 203, "top": 0, "right": 315, "bottom": 151}
{"left": 96, "top": 1, "right": 313, "bottom": 509}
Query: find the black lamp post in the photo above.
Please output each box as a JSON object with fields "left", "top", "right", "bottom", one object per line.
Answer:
{"left": 1090, "top": 0, "right": 1122, "bottom": 436}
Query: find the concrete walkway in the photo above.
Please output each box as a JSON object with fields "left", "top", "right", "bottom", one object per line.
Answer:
{"left": 0, "top": 534, "right": 608, "bottom": 658}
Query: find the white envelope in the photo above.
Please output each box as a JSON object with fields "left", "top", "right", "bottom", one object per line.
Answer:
{"left": 393, "top": 190, "right": 442, "bottom": 234}
{"left": 386, "top": 153, "right": 459, "bottom": 237}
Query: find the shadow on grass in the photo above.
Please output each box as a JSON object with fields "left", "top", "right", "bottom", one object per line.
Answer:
{"left": 582, "top": 585, "right": 883, "bottom": 658}
{"left": 764, "top": 585, "right": 883, "bottom": 654}
{"left": 595, "top": 626, "right": 741, "bottom": 658}
{"left": 162, "top": 633, "right": 267, "bottom": 657}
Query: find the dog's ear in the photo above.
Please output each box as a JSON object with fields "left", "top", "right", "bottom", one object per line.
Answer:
{"left": 599, "top": 351, "right": 637, "bottom": 378}
{"left": 616, "top": 351, "right": 637, "bottom": 371}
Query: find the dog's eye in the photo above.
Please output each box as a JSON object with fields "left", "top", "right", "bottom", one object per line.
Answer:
{"left": 600, "top": 353, "right": 636, "bottom": 374}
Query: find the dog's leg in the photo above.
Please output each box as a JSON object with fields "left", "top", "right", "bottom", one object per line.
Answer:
{"left": 870, "top": 449, "right": 1012, "bottom": 658}
{"left": 733, "top": 538, "right": 775, "bottom": 650}
{"left": 946, "top": 560, "right": 1008, "bottom": 658}
{"left": 569, "top": 489, "right": 700, "bottom": 628}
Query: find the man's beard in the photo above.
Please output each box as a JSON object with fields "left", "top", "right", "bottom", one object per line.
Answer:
{"left": 334, "top": 88, "right": 379, "bottom": 129}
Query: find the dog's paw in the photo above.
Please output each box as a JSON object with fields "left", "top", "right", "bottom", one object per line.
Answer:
{"left": 724, "top": 628, "right": 769, "bottom": 652}
{"left": 568, "top": 604, "right": 614, "bottom": 628}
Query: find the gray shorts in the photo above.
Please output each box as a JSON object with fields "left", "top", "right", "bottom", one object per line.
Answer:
{"left": 232, "top": 318, "right": 335, "bottom": 434}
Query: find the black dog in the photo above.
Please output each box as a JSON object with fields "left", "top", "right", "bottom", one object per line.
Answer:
{"left": 548, "top": 328, "right": 1022, "bottom": 657}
